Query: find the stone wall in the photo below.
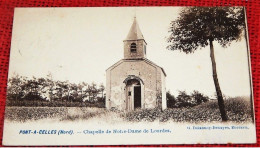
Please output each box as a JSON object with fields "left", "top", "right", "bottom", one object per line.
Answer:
{"left": 123, "top": 40, "right": 146, "bottom": 59}
{"left": 106, "top": 59, "right": 166, "bottom": 110}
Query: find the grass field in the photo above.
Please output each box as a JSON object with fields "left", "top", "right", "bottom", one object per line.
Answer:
{"left": 4, "top": 97, "right": 254, "bottom": 123}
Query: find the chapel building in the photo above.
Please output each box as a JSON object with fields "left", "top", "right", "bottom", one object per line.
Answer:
{"left": 106, "top": 17, "right": 167, "bottom": 111}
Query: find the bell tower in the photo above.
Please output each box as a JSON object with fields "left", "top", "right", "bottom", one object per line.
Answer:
{"left": 123, "top": 17, "right": 147, "bottom": 59}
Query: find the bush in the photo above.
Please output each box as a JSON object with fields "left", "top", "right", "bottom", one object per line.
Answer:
{"left": 191, "top": 90, "right": 209, "bottom": 104}
{"left": 167, "top": 90, "right": 209, "bottom": 108}
{"left": 123, "top": 108, "right": 162, "bottom": 122}
{"left": 224, "top": 96, "right": 253, "bottom": 122}
{"left": 166, "top": 91, "right": 176, "bottom": 108}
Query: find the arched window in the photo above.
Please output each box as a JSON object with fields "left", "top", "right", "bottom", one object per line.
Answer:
{"left": 130, "top": 43, "right": 137, "bottom": 53}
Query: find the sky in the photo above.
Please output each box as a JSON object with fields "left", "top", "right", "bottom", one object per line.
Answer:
{"left": 8, "top": 7, "right": 252, "bottom": 98}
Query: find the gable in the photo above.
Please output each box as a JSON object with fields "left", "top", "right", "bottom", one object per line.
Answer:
{"left": 143, "top": 59, "right": 167, "bottom": 77}
{"left": 106, "top": 58, "right": 166, "bottom": 77}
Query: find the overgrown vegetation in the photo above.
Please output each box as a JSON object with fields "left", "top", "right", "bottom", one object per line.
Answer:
{"left": 124, "top": 96, "right": 252, "bottom": 123}
{"left": 6, "top": 74, "right": 105, "bottom": 107}
{"left": 5, "top": 96, "right": 253, "bottom": 123}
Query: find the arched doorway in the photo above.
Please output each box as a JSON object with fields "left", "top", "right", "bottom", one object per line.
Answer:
{"left": 123, "top": 76, "right": 144, "bottom": 111}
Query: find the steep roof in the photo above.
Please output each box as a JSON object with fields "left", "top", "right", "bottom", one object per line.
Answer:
{"left": 125, "top": 17, "right": 145, "bottom": 41}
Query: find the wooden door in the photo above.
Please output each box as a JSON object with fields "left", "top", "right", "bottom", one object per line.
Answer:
{"left": 125, "top": 79, "right": 141, "bottom": 111}
{"left": 126, "top": 85, "right": 133, "bottom": 111}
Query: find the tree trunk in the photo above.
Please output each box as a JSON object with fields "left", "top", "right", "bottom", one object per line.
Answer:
{"left": 209, "top": 40, "right": 228, "bottom": 121}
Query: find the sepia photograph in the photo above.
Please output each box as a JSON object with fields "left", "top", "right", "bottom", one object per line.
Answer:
{"left": 3, "top": 7, "right": 256, "bottom": 145}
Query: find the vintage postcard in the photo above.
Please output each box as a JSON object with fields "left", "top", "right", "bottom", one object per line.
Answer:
{"left": 3, "top": 7, "right": 256, "bottom": 145}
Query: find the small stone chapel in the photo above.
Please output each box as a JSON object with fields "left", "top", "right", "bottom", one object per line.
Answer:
{"left": 106, "top": 17, "right": 167, "bottom": 111}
